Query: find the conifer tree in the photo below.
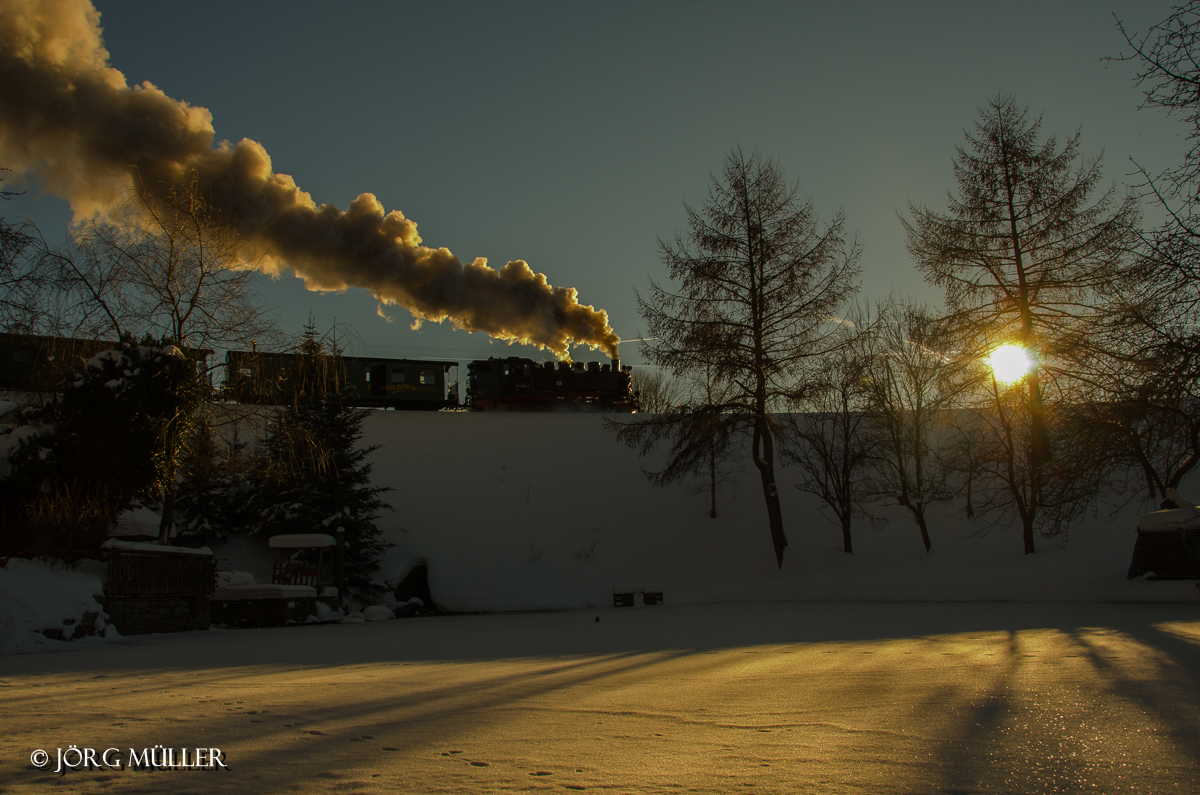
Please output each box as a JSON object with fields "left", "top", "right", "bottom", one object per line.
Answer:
{"left": 250, "top": 324, "right": 392, "bottom": 599}
{"left": 615, "top": 148, "right": 859, "bottom": 568}
{"left": 2, "top": 339, "right": 202, "bottom": 559}
{"left": 175, "top": 416, "right": 253, "bottom": 543}
{"left": 905, "top": 96, "right": 1139, "bottom": 552}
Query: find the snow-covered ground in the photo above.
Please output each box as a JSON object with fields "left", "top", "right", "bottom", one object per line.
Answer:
{"left": 1, "top": 601, "right": 1198, "bottom": 794}
{"left": 2, "top": 412, "right": 1197, "bottom": 656}
{"left": 356, "top": 413, "right": 1199, "bottom": 611}
{"left": 2, "top": 410, "right": 1198, "bottom": 792}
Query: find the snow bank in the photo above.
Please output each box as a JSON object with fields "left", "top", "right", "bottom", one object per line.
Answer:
{"left": 359, "top": 412, "right": 1200, "bottom": 611}
{"left": 0, "top": 558, "right": 117, "bottom": 655}
{"left": 4, "top": 411, "right": 1195, "bottom": 657}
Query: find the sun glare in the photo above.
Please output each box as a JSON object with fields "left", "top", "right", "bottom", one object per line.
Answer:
{"left": 987, "top": 344, "right": 1034, "bottom": 385}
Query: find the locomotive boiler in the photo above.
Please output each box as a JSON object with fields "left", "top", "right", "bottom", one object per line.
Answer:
{"left": 466, "top": 356, "right": 636, "bottom": 412}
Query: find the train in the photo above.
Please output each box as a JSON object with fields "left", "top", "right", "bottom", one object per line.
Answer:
{"left": 0, "top": 335, "right": 636, "bottom": 413}
{"left": 222, "top": 350, "right": 636, "bottom": 413}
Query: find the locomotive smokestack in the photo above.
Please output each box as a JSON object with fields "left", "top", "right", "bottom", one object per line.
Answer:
{"left": 0, "top": 0, "right": 620, "bottom": 360}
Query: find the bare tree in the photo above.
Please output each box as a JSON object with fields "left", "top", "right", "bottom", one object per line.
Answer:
{"left": 684, "top": 361, "right": 742, "bottom": 519}
{"left": 0, "top": 169, "right": 59, "bottom": 333}
{"left": 860, "top": 298, "right": 962, "bottom": 553}
{"left": 784, "top": 315, "right": 876, "bottom": 554}
{"left": 630, "top": 367, "right": 686, "bottom": 413}
{"left": 905, "top": 96, "right": 1140, "bottom": 553}
{"left": 50, "top": 174, "right": 279, "bottom": 541}
{"left": 1064, "top": 351, "right": 1200, "bottom": 507}
{"left": 1115, "top": 3, "right": 1200, "bottom": 208}
{"left": 57, "top": 174, "right": 278, "bottom": 360}
{"left": 615, "top": 148, "right": 859, "bottom": 567}
{"left": 1098, "top": 5, "right": 1200, "bottom": 504}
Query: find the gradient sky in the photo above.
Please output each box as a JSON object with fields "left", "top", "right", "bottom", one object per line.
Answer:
{"left": 3, "top": 0, "right": 1185, "bottom": 372}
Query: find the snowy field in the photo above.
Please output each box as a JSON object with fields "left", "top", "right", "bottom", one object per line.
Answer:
{"left": 2, "top": 411, "right": 1199, "bottom": 791}
{"left": 1, "top": 601, "right": 1199, "bottom": 794}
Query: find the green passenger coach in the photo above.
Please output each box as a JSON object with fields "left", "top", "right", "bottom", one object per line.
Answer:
{"left": 223, "top": 351, "right": 458, "bottom": 410}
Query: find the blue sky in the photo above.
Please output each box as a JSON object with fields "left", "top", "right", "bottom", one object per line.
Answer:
{"left": 4, "top": 0, "right": 1184, "bottom": 370}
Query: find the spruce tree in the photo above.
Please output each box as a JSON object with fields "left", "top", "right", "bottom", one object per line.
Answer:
{"left": 175, "top": 417, "right": 253, "bottom": 543}
{"left": 250, "top": 324, "right": 392, "bottom": 600}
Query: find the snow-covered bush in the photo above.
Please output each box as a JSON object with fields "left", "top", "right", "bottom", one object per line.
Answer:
{"left": 0, "top": 557, "right": 117, "bottom": 654}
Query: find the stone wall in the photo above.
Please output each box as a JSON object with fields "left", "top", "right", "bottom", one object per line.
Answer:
{"left": 101, "top": 595, "right": 210, "bottom": 635}
{"left": 211, "top": 596, "right": 336, "bottom": 628}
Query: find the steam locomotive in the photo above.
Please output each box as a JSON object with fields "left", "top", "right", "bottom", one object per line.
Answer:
{"left": 466, "top": 356, "right": 636, "bottom": 412}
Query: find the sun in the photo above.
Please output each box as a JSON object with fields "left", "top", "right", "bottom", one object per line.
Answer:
{"left": 986, "top": 344, "right": 1034, "bottom": 385}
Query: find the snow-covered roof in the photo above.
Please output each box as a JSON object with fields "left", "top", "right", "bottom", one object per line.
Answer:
{"left": 101, "top": 539, "right": 213, "bottom": 556}
{"left": 1137, "top": 508, "right": 1200, "bottom": 532}
{"left": 269, "top": 533, "right": 338, "bottom": 549}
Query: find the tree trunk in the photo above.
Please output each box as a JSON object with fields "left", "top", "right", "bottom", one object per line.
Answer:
{"left": 1022, "top": 514, "right": 1035, "bottom": 555}
{"left": 158, "top": 484, "right": 175, "bottom": 545}
{"left": 708, "top": 438, "right": 717, "bottom": 519}
{"left": 841, "top": 514, "right": 853, "bottom": 554}
{"left": 752, "top": 417, "right": 787, "bottom": 568}
{"left": 915, "top": 508, "right": 932, "bottom": 553}
{"left": 1027, "top": 371, "right": 1051, "bottom": 466}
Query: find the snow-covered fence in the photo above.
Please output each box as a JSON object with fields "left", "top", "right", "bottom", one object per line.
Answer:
{"left": 106, "top": 547, "right": 216, "bottom": 597}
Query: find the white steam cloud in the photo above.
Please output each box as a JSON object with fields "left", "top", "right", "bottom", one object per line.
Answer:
{"left": 0, "top": 0, "right": 620, "bottom": 359}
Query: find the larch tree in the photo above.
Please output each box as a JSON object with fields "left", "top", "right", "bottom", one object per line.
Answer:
{"left": 905, "top": 96, "right": 1140, "bottom": 553}
{"left": 1101, "top": 4, "right": 1200, "bottom": 505}
{"left": 615, "top": 148, "right": 859, "bottom": 567}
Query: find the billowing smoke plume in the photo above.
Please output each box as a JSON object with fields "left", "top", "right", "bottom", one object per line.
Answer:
{"left": 0, "top": 0, "right": 620, "bottom": 359}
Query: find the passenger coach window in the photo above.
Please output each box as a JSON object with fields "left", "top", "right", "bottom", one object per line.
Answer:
{"left": 420, "top": 369, "right": 435, "bottom": 385}
{"left": 390, "top": 368, "right": 405, "bottom": 383}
